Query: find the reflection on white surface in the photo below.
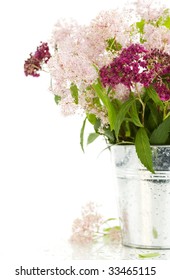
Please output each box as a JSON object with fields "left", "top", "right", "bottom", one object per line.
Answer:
{"left": 44, "top": 238, "right": 170, "bottom": 260}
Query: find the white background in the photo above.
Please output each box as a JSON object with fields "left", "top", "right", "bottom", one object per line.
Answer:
{"left": 0, "top": 0, "right": 124, "bottom": 260}
{"left": 1, "top": 0, "right": 170, "bottom": 275}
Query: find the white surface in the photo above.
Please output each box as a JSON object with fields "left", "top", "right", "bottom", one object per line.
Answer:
{"left": 1, "top": 1, "right": 170, "bottom": 273}
{"left": 0, "top": 0, "right": 120, "bottom": 262}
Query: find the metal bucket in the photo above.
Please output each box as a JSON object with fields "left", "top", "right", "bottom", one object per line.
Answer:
{"left": 112, "top": 145, "right": 170, "bottom": 249}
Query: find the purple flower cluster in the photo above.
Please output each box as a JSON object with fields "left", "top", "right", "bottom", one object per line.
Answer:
{"left": 100, "top": 44, "right": 153, "bottom": 88}
{"left": 24, "top": 42, "right": 51, "bottom": 77}
{"left": 154, "top": 82, "right": 170, "bottom": 101}
{"left": 99, "top": 44, "right": 170, "bottom": 101}
{"left": 144, "top": 49, "right": 170, "bottom": 101}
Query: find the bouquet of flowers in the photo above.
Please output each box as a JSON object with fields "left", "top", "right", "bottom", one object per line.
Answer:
{"left": 24, "top": 0, "right": 170, "bottom": 173}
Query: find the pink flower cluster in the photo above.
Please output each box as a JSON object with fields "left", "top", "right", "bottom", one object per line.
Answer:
{"left": 70, "top": 202, "right": 103, "bottom": 245}
{"left": 143, "top": 24, "right": 170, "bottom": 54}
{"left": 135, "top": 0, "right": 166, "bottom": 22}
{"left": 70, "top": 202, "right": 121, "bottom": 245}
{"left": 24, "top": 42, "right": 51, "bottom": 77}
{"left": 46, "top": 9, "right": 132, "bottom": 117}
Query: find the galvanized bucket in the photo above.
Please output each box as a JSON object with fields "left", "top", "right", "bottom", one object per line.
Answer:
{"left": 112, "top": 145, "right": 170, "bottom": 249}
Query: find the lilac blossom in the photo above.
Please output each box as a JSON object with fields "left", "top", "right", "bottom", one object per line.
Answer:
{"left": 135, "top": 0, "right": 166, "bottom": 22}
{"left": 144, "top": 49, "right": 170, "bottom": 100}
{"left": 50, "top": 19, "right": 81, "bottom": 49}
{"left": 100, "top": 44, "right": 170, "bottom": 101}
{"left": 99, "top": 44, "right": 153, "bottom": 91}
{"left": 70, "top": 202, "right": 103, "bottom": 245}
{"left": 85, "top": 9, "right": 130, "bottom": 58}
{"left": 112, "top": 84, "right": 131, "bottom": 101}
{"left": 144, "top": 24, "right": 170, "bottom": 54}
{"left": 24, "top": 42, "right": 51, "bottom": 77}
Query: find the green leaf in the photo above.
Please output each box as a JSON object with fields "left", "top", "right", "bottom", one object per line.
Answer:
{"left": 103, "top": 127, "right": 115, "bottom": 143}
{"left": 113, "top": 226, "right": 121, "bottom": 231}
{"left": 164, "top": 111, "right": 170, "bottom": 120}
{"left": 86, "top": 113, "right": 97, "bottom": 125}
{"left": 80, "top": 118, "right": 87, "bottom": 152}
{"left": 146, "top": 86, "right": 163, "bottom": 108}
{"left": 147, "top": 102, "right": 162, "bottom": 130}
{"left": 150, "top": 116, "right": 170, "bottom": 145}
{"left": 157, "top": 9, "right": 170, "bottom": 29}
{"left": 94, "top": 118, "right": 101, "bottom": 132}
{"left": 106, "top": 37, "right": 122, "bottom": 52}
{"left": 163, "top": 15, "right": 170, "bottom": 29}
{"left": 54, "top": 95, "right": 61, "bottom": 104}
{"left": 103, "top": 218, "right": 117, "bottom": 223}
{"left": 148, "top": 115, "right": 158, "bottom": 131}
{"left": 152, "top": 227, "right": 158, "bottom": 239}
{"left": 112, "top": 98, "right": 122, "bottom": 112}
{"left": 138, "top": 252, "right": 160, "bottom": 259}
{"left": 136, "top": 19, "right": 145, "bottom": 33}
{"left": 135, "top": 128, "right": 154, "bottom": 173}
{"left": 103, "top": 227, "right": 113, "bottom": 232}
{"left": 70, "top": 83, "right": 78, "bottom": 104}
{"left": 92, "top": 82, "right": 116, "bottom": 130}
{"left": 114, "top": 98, "right": 136, "bottom": 139}
{"left": 87, "top": 133, "right": 100, "bottom": 145}
{"left": 129, "top": 101, "right": 143, "bottom": 127}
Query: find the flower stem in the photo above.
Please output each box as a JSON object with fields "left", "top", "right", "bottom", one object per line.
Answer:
{"left": 137, "top": 96, "right": 145, "bottom": 125}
